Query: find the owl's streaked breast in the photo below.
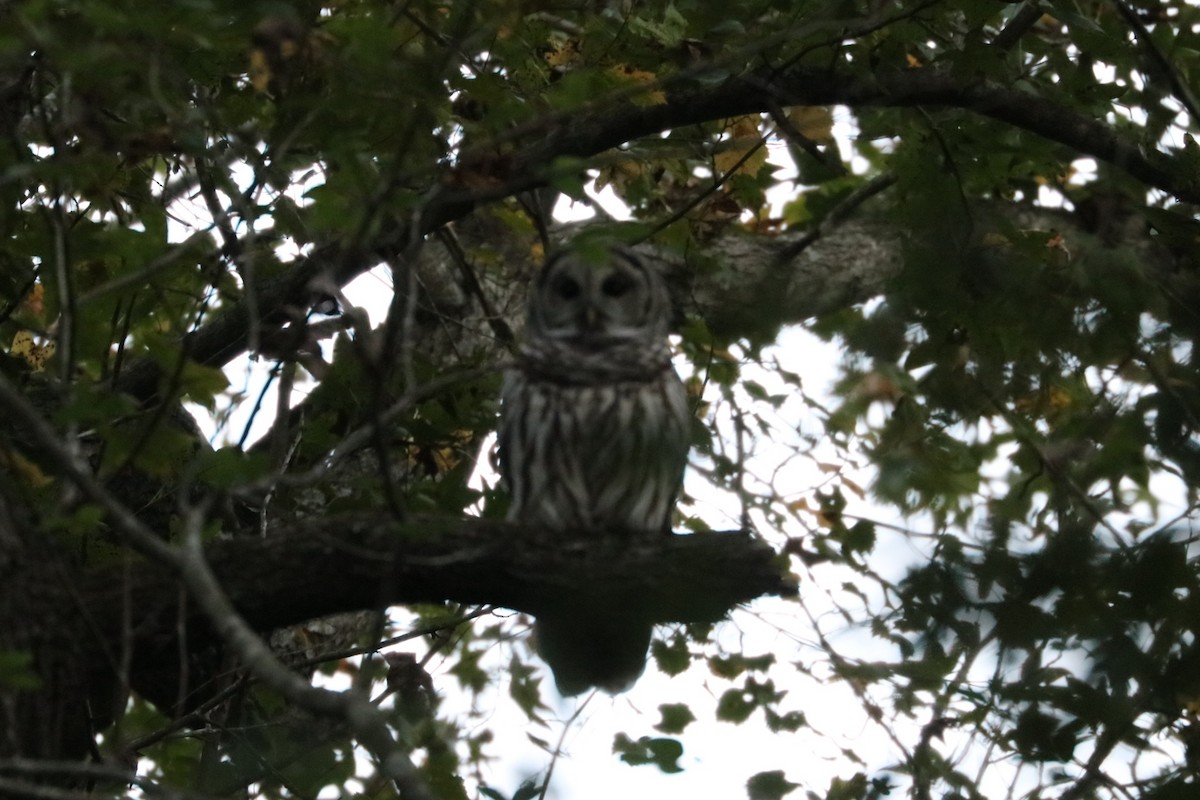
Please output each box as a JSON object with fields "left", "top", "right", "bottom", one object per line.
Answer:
{"left": 499, "top": 363, "right": 688, "bottom": 534}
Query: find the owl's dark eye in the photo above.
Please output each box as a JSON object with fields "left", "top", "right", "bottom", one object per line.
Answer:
{"left": 551, "top": 274, "right": 581, "bottom": 300}
{"left": 601, "top": 272, "right": 634, "bottom": 298}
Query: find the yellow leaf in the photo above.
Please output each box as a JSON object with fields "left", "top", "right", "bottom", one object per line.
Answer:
{"left": 905, "top": 52, "right": 923, "bottom": 69}
{"left": 980, "top": 231, "right": 1011, "bottom": 249}
{"left": 787, "top": 497, "right": 835, "bottom": 527}
{"left": 21, "top": 283, "right": 46, "bottom": 318}
{"left": 11, "top": 331, "right": 55, "bottom": 373}
{"left": 419, "top": 429, "right": 476, "bottom": 475}
{"left": 544, "top": 38, "right": 581, "bottom": 68}
{"left": 1046, "top": 385, "right": 1072, "bottom": 411}
{"left": 594, "top": 160, "right": 643, "bottom": 193}
{"left": 786, "top": 107, "right": 834, "bottom": 143}
{"left": 727, "top": 116, "right": 760, "bottom": 139}
{"left": 249, "top": 48, "right": 272, "bottom": 93}
{"left": 856, "top": 372, "right": 902, "bottom": 403}
{"left": 708, "top": 346, "right": 737, "bottom": 363}
{"left": 0, "top": 446, "right": 53, "bottom": 489}
{"left": 713, "top": 116, "right": 766, "bottom": 176}
{"left": 714, "top": 138, "right": 766, "bottom": 178}
{"left": 610, "top": 65, "right": 666, "bottom": 106}
{"left": 842, "top": 477, "right": 867, "bottom": 500}
{"left": 1016, "top": 385, "right": 1072, "bottom": 416}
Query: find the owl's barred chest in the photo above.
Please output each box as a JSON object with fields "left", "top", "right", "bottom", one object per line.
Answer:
{"left": 498, "top": 365, "right": 689, "bottom": 534}
{"left": 509, "top": 366, "right": 686, "bottom": 455}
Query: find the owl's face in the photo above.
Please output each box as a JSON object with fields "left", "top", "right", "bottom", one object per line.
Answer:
{"left": 528, "top": 245, "right": 670, "bottom": 346}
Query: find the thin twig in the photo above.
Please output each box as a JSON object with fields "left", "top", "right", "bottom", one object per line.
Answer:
{"left": 645, "top": 135, "right": 769, "bottom": 242}
{"left": 775, "top": 172, "right": 897, "bottom": 264}
{"left": 123, "top": 673, "right": 252, "bottom": 752}
{"left": 435, "top": 228, "right": 516, "bottom": 349}
{"left": 766, "top": 97, "right": 845, "bottom": 174}
{"left": 175, "top": 501, "right": 436, "bottom": 800}
{"left": 990, "top": 2, "right": 1044, "bottom": 52}
{"left": 238, "top": 364, "right": 500, "bottom": 497}
{"left": 1112, "top": 0, "right": 1200, "bottom": 124}
{"left": 536, "top": 693, "right": 594, "bottom": 800}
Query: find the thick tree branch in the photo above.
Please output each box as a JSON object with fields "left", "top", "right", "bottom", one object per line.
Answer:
{"left": 115, "top": 63, "right": 1191, "bottom": 402}
{"left": 495, "top": 62, "right": 1190, "bottom": 202}
{"left": 83, "top": 516, "right": 792, "bottom": 665}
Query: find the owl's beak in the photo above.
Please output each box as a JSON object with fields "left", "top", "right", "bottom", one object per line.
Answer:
{"left": 582, "top": 304, "right": 602, "bottom": 331}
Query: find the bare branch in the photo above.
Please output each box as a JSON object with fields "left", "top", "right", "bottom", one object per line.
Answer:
{"left": 990, "top": 2, "right": 1045, "bottom": 52}
{"left": 82, "top": 516, "right": 793, "bottom": 659}
{"left": 175, "top": 505, "right": 436, "bottom": 800}
{"left": 1112, "top": 0, "right": 1200, "bottom": 124}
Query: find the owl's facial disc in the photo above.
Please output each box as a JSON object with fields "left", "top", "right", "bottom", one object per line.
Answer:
{"left": 577, "top": 268, "right": 644, "bottom": 340}
{"left": 531, "top": 245, "right": 669, "bottom": 350}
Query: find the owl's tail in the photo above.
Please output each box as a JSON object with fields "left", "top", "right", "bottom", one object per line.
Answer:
{"left": 534, "top": 612, "right": 653, "bottom": 696}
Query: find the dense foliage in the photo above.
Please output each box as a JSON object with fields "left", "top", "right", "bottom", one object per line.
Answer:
{"left": 2, "top": 1, "right": 1200, "bottom": 798}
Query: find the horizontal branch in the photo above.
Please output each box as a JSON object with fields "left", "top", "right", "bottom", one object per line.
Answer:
{"left": 80, "top": 514, "right": 794, "bottom": 700}
{"left": 111, "top": 62, "right": 1183, "bottom": 402}
{"left": 553, "top": 64, "right": 1186, "bottom": 200}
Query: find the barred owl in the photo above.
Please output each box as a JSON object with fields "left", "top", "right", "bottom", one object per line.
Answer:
{"left": 498, "top": 243, "right": 690, "bottom": 695}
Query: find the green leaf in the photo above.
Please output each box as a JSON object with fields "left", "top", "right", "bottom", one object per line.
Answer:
{"left": 825, "top": 773, "right": 869, "bottom": 800}
{"left": 655, "top": 703, "right": 696, "bottom": 734}
{"left": 710, "top": 652, "right": 775, "bottom": 679}
{"left": 628, "top": 3, "right": 688, "bottom": 47}
{"left": 765, "top": 709, "right": 806, "bottom": 733}
{"left": 448, "top": 646, "right": 488, "bottom": 693}
{"left": 716, "top": 688, "right": 755, "bottom": 724}
{"left": 613, "top": 733, "right": 684, "bottom": 773}
{"left": 193, "top": 447, "right": 270, "bottom": 489}
{"left": 840, "top": 520, "right": 876, "bottom": 557}
{"left": 651, "top": 634, "right": 691, "bottom": 676}
{"left": 746, "top": 770, "right": 799, "bottom": 800}
{"left": 512, "top": 780, "right": 543, "bottom": 800}
{"left": 0, "top": 650, "right": 40, "bottom": 690}
{"left": 546, "top": 156, "right": 588, "bottom": 199}
{"left": 508, "top": 655, "right": 548, "bottom": 722}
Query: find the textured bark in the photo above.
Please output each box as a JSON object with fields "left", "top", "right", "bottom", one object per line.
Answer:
{"left": 681, "top": 220, "right": 903, "bottom": 339}
{"left": 0, "top": 547, "right": 96, "bottom": 761}
{"left": 77, "top": 517, "right": 791, "bottom": 714}
{"left": 93, "top": 518, "right": 788, "bottom": 639}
